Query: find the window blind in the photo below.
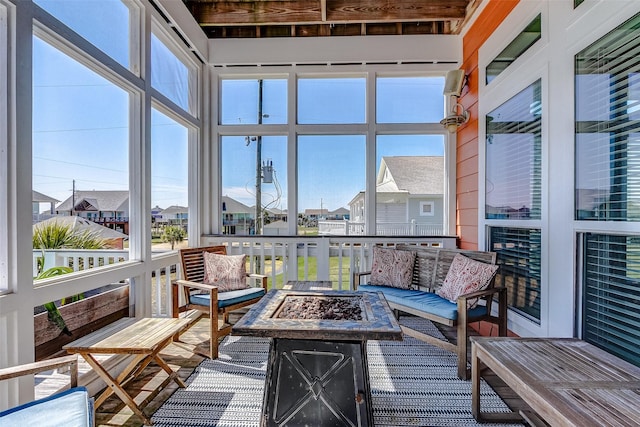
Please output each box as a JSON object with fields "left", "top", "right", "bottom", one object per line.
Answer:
{"left": 489, "top": 227, "right": 541, "bottom": 322}
{"left": 583, "top": 233, "right": 640, "bottom": 367}
{"left": 575, "top": 13, "right": 640, "bottom": 222}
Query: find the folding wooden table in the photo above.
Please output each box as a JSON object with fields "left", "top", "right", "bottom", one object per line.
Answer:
{"left": 64, "top": 317, "right": 192, "bottom": 425}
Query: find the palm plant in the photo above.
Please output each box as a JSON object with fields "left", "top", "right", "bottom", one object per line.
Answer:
{"left": 33, "top": 220, "right": 109, "bottom": 335}
{"left": 162, "top": 225, "right": 186, "bottom": 250}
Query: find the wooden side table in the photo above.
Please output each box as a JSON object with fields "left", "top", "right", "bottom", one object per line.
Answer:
{"left": 64, "top": 317, "right": 192, "bottom": 425}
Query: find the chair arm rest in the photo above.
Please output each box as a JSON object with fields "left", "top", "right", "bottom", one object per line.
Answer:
{"left": 0, "top": 355, "right": 79, "bottom": 387}
{"left": 352, "top": 271, "right": 372, "bottom": 289}
{"left": 248, "top": 273, "right": 268, "bottom": 290}
{"left": 173, "top": 279, "right": 219, "bottom": 293}
{"left": 457, "top": 286, "right": 505, "bottom": 302}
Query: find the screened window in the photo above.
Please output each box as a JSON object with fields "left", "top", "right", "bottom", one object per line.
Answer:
{"left": 376, "top": 77, "right": 445, "bottom": 123}
{"left": 489, "top": 226, "right": 542, "bottom": 322}
{"left": 582, "top": 233, "right": 640, "bottom": 367}
{"left": 0, "top": 2, "right": 7, "bottom": 292}
{"left": 376, "top": 135, "right": 445, "bottom": 235}
{"left": 575, "top": 13, "right": 640, "bottom": 221}
{"left": 221, "top": 135, "right": 287, "bottom": 236}
{"left": 298, "top": 135, "right": 365, "bottom": 236}
{"left": 151, "top": 32, "right": 191, "bottom": 113}
{"left": 32, "top": 36, "right": 130, "bottom": 274}
{"left": 486, "top": 80, "right": 542, "bottom": 220}
{"left": 151, "top": 108, "right": 188, "bottom": 249}
{"left": 298, "top": 77, "right": 366, "bottom": 124}
{"left": 220, "top": 79, "right": 287, "bottom": 125}
{"left": 486, "top": 14, "right": 541, "bottom": 84}
{"left": 34, "top": 0, "right": 132, "bottom": 68}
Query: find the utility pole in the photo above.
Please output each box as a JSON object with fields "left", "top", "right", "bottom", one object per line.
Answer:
{"left": 255, "top": 79, "right": 263, "bottom": 235}
{"left": 71, "top": 179, "right": 76, "bottom": 216}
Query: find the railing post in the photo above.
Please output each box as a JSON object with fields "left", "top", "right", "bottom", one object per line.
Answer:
{"left": 411, "top": 219, "right": 417, "bottom": 236}
{"left": 317, "top": 238, "right": 330, "bottom": 281}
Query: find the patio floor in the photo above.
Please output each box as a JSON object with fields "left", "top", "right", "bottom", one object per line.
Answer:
{"left": 37, "top": 311, "right": 531, "bottom": 426}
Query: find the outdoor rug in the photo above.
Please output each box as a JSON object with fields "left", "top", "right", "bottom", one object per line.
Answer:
{"left": 152, "top": 317, "right": 522, "bottom": 426}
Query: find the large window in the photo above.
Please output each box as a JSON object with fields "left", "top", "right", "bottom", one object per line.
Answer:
{"left": 217, "top": 74, "right": 446, "bottom": 236}
{"left": 34, "top": 0, "right": 133, "bottom": 69}
{"left": 582, "top": 233, "right": 640, "bottom": 366}
{"left": 151, "top": 32, "right": 192, "bottom": 113}
{"left": 576, "top": 13, "right": 640, "bottom": 366}
{"left": 489, "top": 227, "right": 542, "bottom": 322}
{"left": 575, "top": 13, "right": 640, "bottom": 222}
{"left": 486, "top": 80, "right": 542, "bottom": 220}
{"left": 486, "top": 14, "right": 541, "bottom": 84}
{"left": 220, "top": 79, "right": 287, "bottom": 125}
{"left": 376, "top": 135, "right": 445, "bottom": 236}
{"left": 485, "top": 80, "right": 542, "bottom": 319}
{"left": 151, "top": 108, "right": 189, "bottom": 248}
{"left": 32, "top": 35, "right": 130, "bottom": 274}
{"left": 298, "top": 135, "right": 365, "bottom": 234}
{"left": 298, "top": 77, "right": 366, "bottom": 124}
{"left": 376, "top": 76, "right": 445, "bottom": 123}
{"left": 221, "top": 135, "right": 287, "bottom": 235}
{"left": 0, "top": 2, "right": 8, "bottom": 292}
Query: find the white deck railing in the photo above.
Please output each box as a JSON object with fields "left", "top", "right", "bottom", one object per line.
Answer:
{"left": 318, "top": 220, "right": 444, "bottom": 236}
{"left": 31, "top": 235, "right": 456, "bottom": 320}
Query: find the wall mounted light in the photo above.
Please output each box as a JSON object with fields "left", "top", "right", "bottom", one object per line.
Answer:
{"left": 440, "top": 69, "right": 469, "bottom": 133}
{"left": 440, "top": 103, "right": 470, "bottom": 133}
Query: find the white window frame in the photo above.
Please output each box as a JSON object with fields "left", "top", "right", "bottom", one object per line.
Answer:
{"left": 420, "top": 201, "right": 435, "bottom": 216}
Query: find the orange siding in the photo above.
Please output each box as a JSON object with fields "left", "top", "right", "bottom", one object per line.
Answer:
{"left": 456, "top": 0, "right": 519, "bottom": 250}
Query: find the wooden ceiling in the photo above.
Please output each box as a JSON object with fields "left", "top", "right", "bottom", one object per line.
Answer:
{"left": 183, "top": 0, "right": 481, "bottom": 39}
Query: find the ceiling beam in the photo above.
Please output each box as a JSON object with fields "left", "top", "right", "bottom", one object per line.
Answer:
{"left": 187, "top": 0, "right": 468, "bottom": 27}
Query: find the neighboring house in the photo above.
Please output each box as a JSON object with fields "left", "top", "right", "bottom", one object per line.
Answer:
{"left": 151, "top": 205, "right": 164, "bottom": 221}
{"left": 33, "top": 216, "right": 129, "bottom": 250}
{"left": 32, "top": 190, "right": 59, "bottom": 223}
{"left": 55, "top": 190, "right": 129, "bottom": 234}
{"left": 267, "top": 208, "right": 287, "bottom": 223}
{"left": 157, "top": 205, "right": 188, "bottom": 226}
{"left": 328, "top": 207, "right": 349, "bottom": 220}
{"left": 222, "top": 196, "right": 254, "bottom": 235}
{"left": 302, "top": 208, "right": 329, "bottom": 226}
{"left": 349, "top": 156, "right": 444, "bottom": 233}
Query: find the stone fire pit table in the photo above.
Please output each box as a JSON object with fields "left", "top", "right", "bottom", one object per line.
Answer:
{"left": 232, "top": 289, "right": 402, "bottom": 427}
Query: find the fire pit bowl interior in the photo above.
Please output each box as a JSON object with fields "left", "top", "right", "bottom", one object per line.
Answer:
{"left": 273, "top": 295, "right": 364, "bottom": 321}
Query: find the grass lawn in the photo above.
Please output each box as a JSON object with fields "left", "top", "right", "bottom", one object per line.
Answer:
{"left": 268, "top": 256, "right": 351, "bottom": 290}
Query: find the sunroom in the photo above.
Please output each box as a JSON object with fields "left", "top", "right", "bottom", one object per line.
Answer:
{"left": 3, "top": 0, "right": 640, "bottom": 425}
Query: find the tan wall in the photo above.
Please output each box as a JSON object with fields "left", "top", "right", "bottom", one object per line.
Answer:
{"left": 457, "top": 0, "right": 519, "bottom": 249}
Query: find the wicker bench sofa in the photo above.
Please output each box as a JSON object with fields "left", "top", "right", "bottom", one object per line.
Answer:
{"left": 353, "top": 244, "right": 507, "bottom": 379}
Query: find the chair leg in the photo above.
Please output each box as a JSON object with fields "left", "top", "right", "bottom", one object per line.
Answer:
{"left": 209, "top": 292, "right": 219, "bottom": 359}
{"left": 457, "top": 321, "right": 469, "bottom": 380}
{"left": 457, "top": 298, "right": 470, "bottom": 380}
{"left": 171, "top": 283, "right": 181, "bottom": 342}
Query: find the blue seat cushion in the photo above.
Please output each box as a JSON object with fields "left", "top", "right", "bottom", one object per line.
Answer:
{"left": 0, "top": 386, "right": 93, "bottom": 427}
{"left": 190, "top": 287, "right": 265, "bottom": 309}
{"left": 357, "top": 284, "right": 486, "bottom": 321}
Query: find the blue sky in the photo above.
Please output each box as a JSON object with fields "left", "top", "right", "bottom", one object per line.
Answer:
{"left": 32, "top": 1, "right": 446, "bottom": 213}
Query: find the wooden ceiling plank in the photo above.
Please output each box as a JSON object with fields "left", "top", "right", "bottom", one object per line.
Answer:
{"left": 325, "top": 0, "right": 467, "bottom": 22}
{"left": 188, "top": 0, "right": 467, "bottom": 26}
{"left": 190, "top": 0, "right": 321, "bottom": 26}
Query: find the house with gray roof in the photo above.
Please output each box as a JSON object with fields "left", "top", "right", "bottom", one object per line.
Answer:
{"left": 157, "top": 205, "right": 188, "bottom": 226}
{"left": 32, "top": 190, "right": 59, "bottom": 223}
{"left": 55, "top": 190, "right": 130, "bottom": 234}
{"left": 222, "top": 196, "right": 254, "bottom": 235}
{"left": 348, "top": 156, "right": 444, "bottom": 234}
